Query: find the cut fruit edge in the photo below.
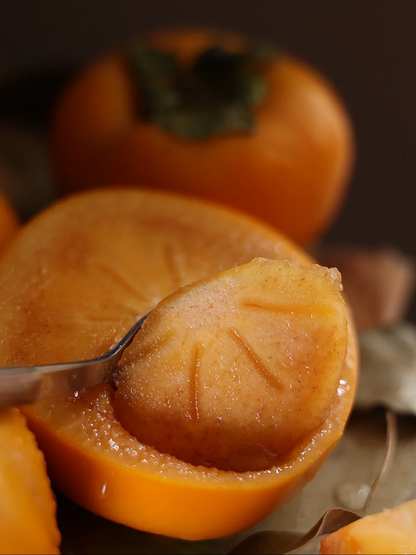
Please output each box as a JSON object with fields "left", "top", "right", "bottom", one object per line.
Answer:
{"left": 0, "top": 407, "right": 61, "bottom": 554}
{"left": 22, "top": 283, "right": 358, "bottom": 540}
{"left": 0, "top": 188, "right": 358, "bottom": 539}
{"left": 320, "top": 499, "right": 416, "bottom": 554}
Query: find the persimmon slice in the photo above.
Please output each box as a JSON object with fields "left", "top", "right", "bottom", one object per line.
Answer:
{"left": 115, "top": 258, "right": 348, "bottom": 472}
{"left": 0, "top": 192, "right": 57, "bottom": 554}
{"left": 0, "top": 408, "right": 60, "bottom": 554}
{"left": 320, "top": 500, "right": 416, "bottom": 554}
{"left": 0, "top": 189, "right": 357, "bottom": 539}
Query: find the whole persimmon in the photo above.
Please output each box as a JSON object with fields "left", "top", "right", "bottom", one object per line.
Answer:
{"left": 0, "top": 188, "right": 358, "bottom": 540}
{"left": 51, "top": 29, "right": 354, "bottom": 245}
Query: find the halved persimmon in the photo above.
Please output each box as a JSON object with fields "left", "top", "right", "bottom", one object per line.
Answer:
{"left": 0, "top": 408, "right": 60, "bottom": 554}
{"left": 51, "top": 28, "right": 354, "bottom": 245}
{"left": 0, "top": 189, "right": 357, "bottom": 540}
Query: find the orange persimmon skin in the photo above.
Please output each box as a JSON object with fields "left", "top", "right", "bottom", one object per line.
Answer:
{"left": 51, "top": 29, "right": 354, "bottom": 245}
{"left": 0, "top": 408, "right": 60, "bottom": 554}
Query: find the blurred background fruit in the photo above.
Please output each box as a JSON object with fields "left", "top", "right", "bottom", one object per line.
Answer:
{"left": 51, "top": 28, "right": 354, "bottom": 246}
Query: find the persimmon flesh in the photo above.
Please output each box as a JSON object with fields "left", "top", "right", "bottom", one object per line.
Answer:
{"left": 0, "top": 189, "right": 358, "bottom": 539}
{"left": 320, "top": 500, "right": 416, "bottom": 554}
{"left": 0, "top": 192, "right": 58, "bottom": 554}
{"left": 115, "top": 258, "right": 348, "bottom": 472}
{"left": 0, "top": 408, "right": 60, "bottom": 555}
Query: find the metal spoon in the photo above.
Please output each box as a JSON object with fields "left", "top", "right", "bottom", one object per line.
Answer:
{"left": 0, "top": 312, "right": 150, "bottom": 408}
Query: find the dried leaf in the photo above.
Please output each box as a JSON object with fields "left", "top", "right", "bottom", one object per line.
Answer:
{"left": 228, "top": 509, "right": 360, "bottom": 554}
{"left": 229, "top": 413, "right": 397, "bottom": 554}
{"left": 286, "top": 508, "right": 361, "bottom": 554}
{"left": 318, "top": 246, "right": 415, "bottom": 331}
{"left": 356, "top": 323, "right": 416, "bottom": 414}
{"left": 363, "top": 410, "right": 398, "bottom": 511}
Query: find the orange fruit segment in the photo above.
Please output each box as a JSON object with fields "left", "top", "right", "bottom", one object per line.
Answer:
{"left": 115, "top": 258, "right": 348, "bottom": 472}
{"left": 0, "top": 188, "right": 358, "bottom": 539}
{"left": 320, "top": 500, "right": 416, "bottom": 554}
{"left": 0, "top": 408, "right": 61, "bottom": 554}
{"left": 0, "top": 190, "right": 58, "bottom": 554}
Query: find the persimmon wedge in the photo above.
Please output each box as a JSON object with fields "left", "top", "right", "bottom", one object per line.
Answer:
{"left": 0, "top": 408, "right": 60, "bottom": 554}
{"left": 0, "top": 192, "right": 58, "bottom": 554}
{"left": 0, "top": 189, "right": 358, "bottom": 540}
{"left": 320, "top": 500, "right": 416, "bottom": 554}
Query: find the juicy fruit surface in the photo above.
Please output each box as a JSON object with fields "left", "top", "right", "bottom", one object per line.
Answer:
{"left": 320, "top": 500, "right": 416, "bottom": 554}
{"left": 0, "top": 189, "right": 357, "bottom": 539}
{"left": 0, "top": 189, "right": 308, "bottom": 365}
{"left": 115, "top": 258, "right": 348, "bottom": 472}
{"left": 0, "top": 192, "right": 58, "bottom": 554}
{"left": 51, "top": 28, "right": 354, "bottom": 245}
{"left": 0, "top": 408, "right": 60, "bottom": 554}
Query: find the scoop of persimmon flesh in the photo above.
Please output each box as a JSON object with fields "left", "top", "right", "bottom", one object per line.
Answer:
{"left": 115, "top": 257, "right": 348, "bottom": 472}
{"left": 320, "top": 500, "right": 416, "bottom": 554}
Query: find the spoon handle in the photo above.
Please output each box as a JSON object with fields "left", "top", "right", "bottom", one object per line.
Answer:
{"left": 0, "top": 312, "right": 150, "bottom": 407}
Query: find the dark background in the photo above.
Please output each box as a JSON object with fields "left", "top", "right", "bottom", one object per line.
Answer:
{"left": 1, "top": 0, "right": 415, "bottom": 316}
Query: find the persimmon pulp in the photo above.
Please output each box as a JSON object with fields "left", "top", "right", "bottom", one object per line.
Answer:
{"left": 320, "top": 500, "right": 416, "bottom": 554}
{"left": 115, "top": 258, "right": 348, "bottom": 472}
{"left": 0, "top": 408, "right": 60, "bottom": 554}
{"left": 0, "top": 192, "right": 58, "bottom": 555}
{"left": 0, "top": 189, "right": 358, "bottom": 540}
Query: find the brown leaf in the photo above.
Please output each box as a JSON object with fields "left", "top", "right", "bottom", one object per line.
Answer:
{"left": 363, "top": 410, "right": 398, "bottom": 511}
{"left": 286, "top": 508, "right": 361, "bottom": 554}
{"left": 228, "top": 509, "right": 360, "bottom": 555}
{"left": 356, "top": 324, "right": 416, "bottom": 414}
{"left": 318, "top": 246, "right": 415, "bottom": 331}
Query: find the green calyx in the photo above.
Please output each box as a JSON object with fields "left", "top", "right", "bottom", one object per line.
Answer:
{"left": 127, "top": 42, "right": 276, "bottom": 140}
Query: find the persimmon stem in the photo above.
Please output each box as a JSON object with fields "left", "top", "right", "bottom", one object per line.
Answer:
{"left": 127, "top": 42, "right": 275, "bottom": 139}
